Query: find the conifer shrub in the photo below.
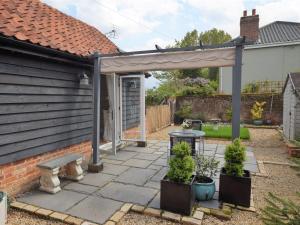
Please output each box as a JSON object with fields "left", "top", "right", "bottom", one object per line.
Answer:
{"left": 224, "top": 138, "right": 246, "bottom": 177}
{"left": 167, "top": 142, "right": 195, "bottom": 183}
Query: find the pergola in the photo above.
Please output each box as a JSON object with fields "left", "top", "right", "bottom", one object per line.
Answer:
{"left": 89, "top": 38, "right": 246, "bottom": 171}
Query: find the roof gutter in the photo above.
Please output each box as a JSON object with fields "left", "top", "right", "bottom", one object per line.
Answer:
{"left": 245, "top": 40, "right": 300, "bottom": 50}
{"left": 0, "top": 35, "right": 93, "bottom": 67}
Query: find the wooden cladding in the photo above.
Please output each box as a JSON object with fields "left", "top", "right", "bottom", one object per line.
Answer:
{"left": 0, "top": 50, "right": 93, "bottom": 164}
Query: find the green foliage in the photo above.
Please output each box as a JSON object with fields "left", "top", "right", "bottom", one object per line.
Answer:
{"left": 243, "top": 82, "right": 259, "bottom": 93}
{"left": 195, "top": 155, "right": 219, "bottom": 182}
{"left": 175, "top": 104, "right": 192, "bottom": 119}
{"left": 261, "top": 192, "right": 300, "bottom": 225}
{"left": 167, "top": 142, "right": 195, "bottom": 183}
{"left": 202, "top": 125, "right": 250, "bottom": 140}
{"left": 224, "top": 139, "right": 246, "bottom": 177}
{"left": 225, "top": 108, "right": 232, "bottom": 121}
{"left": 251, "top": 101, "right": 266, "bottom": 120}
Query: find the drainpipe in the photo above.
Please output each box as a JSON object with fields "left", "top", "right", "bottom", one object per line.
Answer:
{"left": 88, "top": 52, "right": 104, "bottom": 172}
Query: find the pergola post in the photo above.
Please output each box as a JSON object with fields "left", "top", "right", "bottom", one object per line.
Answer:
{"left": 88, "top": 52, "right": 103, "bottom": 172}
{"left": 231, "top": 44, "right": 243, "bottom": 140}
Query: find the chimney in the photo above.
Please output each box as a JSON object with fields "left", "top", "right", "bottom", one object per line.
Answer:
{"left": 240, "top": 9, "right": 259, "bottom": 42}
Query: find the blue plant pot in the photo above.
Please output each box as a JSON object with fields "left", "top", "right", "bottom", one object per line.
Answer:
{"left": 253, "top": 120, "right": 263, "bottom": 125}
{"left": 193, "top": 177, "right": 216, "bottom": 201}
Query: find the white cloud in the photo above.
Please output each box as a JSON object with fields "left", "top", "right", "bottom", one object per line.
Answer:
{"left": 185, "top": 0, "right": 244, "bottom": 36}
{"left": 256, "top": 0, "right": 300, "bottom": 26}
{"left": 43, "top": 0, "right": 181, "bottom": 38}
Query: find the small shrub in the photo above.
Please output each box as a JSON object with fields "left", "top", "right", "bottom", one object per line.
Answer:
{"left": 225, "top": 108, "right": 232, "bottom": 121}
{"left": 195, "top": 155, "right": 219, "bottom": 182}
{"left": 261, "top": 192, "right": 300, "bottom": 225}
{"left": 224, "top": 139, "right": 246, "bottom": 177}
{"left": 167, "top": 142, "right": 195, "bottom": 183}
{"left": 175, "top": 104, "right": 192, "bottom": 120}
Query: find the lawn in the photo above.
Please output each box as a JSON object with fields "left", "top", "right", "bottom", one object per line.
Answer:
{"left": 201, "top": 124, "right": 250, "bottom": 140}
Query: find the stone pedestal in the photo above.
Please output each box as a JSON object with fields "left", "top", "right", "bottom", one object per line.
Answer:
{"left": 39, "top": 167, "right": 61, "bottom": 194}
{"left": 65, "top": 158, "right": 84, "bottom": 181}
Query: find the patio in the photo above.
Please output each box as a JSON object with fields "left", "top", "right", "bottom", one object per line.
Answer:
{"left": 17, "top": 140, "right": 258, "bottom": 224}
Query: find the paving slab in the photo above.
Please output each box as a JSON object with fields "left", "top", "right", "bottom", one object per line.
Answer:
{"left": 198, "top": 199, "right": 220, "bottom": 209}
{"left": 151, "top": 167, "right": 168, "bottom": 182}
{"left": 79, "top": 173, "right": 115, "bottom": 187}
{"left": 18, "top": 190, "right": 87, "bottom": 212}
{"left": 123, "top": 146, "right": 156, "bottom": 154}
{"left": 67, "top": 196, "right": 123, "bottom": 224}
{"left": 63, "top": 182, "right": 99, "bottom": 194}
{"left": 102, "top": 158, "right": 123, "bottom": 165}
{"left": 122, "top": 158, "right": 153, "bottom": 168}
{"left": 244, "top": 163, "right": 258, "bottom": 172}
{"left": 102, "top": 163, "right": 129, "bottom": 175}
{"left": 152, "top": 158, "right": 167, "bottom": 166}
{"left": 144, "top": 181, "right": 160, "bottom": 189}
{"left": 98, "top": 182, "right": 158, "bottom": 206}
{"left": 133, "top": 153, "right": 160, "bottom": 161}
{"left": 105, "top": 151, "right": 137, "bottom": 161}
{"left": 148, "top": 165, "right": 162, "bottom": 171}
{"left": 115, "top": 167, "right": 157, "bottom": 186}
{"left": 148, "top": 192, "right": 160, "bottom": 209}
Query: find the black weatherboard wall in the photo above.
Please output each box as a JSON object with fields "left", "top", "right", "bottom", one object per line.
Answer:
{"left": 0, "top": 47, "right": 93, "bottom": 165}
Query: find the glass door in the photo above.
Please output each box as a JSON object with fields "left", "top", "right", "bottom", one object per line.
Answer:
{"left": 120, "top": 75, "right": 145, "bottom": 142}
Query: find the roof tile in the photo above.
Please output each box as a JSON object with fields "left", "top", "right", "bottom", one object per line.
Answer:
{"left": 0, "top": 0, "right": 118, "bottom": 56}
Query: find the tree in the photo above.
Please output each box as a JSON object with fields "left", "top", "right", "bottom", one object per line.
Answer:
{"left": 155, "top": 28, "right": 232, "bottom": 82}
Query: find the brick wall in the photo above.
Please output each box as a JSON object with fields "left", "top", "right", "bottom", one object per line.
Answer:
{"left": 176, "top": 94, "right": 283, "bottom": 124}
{"left": 0, "top": 141, "right": 92, "bottom": 196}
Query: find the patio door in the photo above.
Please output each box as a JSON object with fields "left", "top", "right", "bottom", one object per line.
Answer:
{"left": 120, "top": 75, "right": 145, "bottom": 142}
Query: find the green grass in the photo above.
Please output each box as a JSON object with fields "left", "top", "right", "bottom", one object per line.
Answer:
{"left": 201, "top": 125, "right": 250, "bottom": 140}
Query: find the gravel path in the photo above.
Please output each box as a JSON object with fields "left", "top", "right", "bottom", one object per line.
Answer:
{"left": 7, "top": 209, "right": 67, "bottom": 225}
{"left": 119, "top": 212, "right": 179, "bottom": 225}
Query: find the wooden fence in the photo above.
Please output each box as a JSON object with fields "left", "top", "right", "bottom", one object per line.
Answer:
{"left": 146, "top": 105, "right": 171, "bottom": 134}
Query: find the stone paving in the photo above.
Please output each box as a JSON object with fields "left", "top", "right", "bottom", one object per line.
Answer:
{"left": 17, "top": 140, "right": 258, "bottom": 224}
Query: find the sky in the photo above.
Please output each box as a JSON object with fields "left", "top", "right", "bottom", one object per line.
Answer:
{"left": 43, "top": 0, "right": 300, "bottom": 88}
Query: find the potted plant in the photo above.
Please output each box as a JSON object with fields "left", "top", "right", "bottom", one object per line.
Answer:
{"left": 219, "top": 139, "right": 251, "bottom": 207}
{"left": 250, "top": 101, "right": 266, "bottom": 125}
{"left": 161, "top": 142, "right": 195, "bottom": 215}
{"left": 193, "top": 155, "right": 219, "bottom": 201}
{"left": 0, "top": 191, "right": 7, "bottom": 225}
{"left": 181, "top": 119, "right": 192, "bottom": 130}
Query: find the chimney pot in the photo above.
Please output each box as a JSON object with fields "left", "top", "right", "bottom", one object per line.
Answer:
{"left": 252, "top": 9, "right": 256, "bottom": 16}
{"left": 243, "top": 10, "right": 247, "bottom": 17}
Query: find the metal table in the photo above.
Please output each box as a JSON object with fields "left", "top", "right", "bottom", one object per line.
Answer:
{"left": 168, "top": 129, "right": 205, "bottom": 157}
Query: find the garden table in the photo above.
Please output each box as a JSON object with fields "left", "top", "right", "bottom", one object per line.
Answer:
{"left": 168, "top": 130, "right": 205, "bottom": 157}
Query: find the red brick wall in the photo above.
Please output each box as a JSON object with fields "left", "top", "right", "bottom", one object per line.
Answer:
{"left": 176, "top": 94, "right": 283, "bottom": 124}
{"left": 0, "top": 141, "right": 92, "bottom": 196}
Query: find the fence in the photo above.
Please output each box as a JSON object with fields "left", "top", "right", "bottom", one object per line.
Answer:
{"left": 146, "top": 104, "right": 171, "bottom": 134}
{"left": 243, "top": 80, "right": 284, "bottom": 94}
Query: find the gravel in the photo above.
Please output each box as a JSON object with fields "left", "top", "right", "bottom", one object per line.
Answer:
{"left": 7, "top": 209, "right": 67, "bottom": 225}
{"left": 119, "top": 212, "right": 179, "bottom": 225}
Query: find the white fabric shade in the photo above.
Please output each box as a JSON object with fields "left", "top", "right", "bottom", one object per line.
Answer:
{"left": 101, "top": 48, "right": 235, "bottom": 73}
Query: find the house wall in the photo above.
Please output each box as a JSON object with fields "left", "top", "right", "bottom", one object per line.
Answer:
{"left": 220, "top": 44, "right": 300, "bottom": 94}
{"left": 0, "top": 48, "right": 94, "bottom": 194}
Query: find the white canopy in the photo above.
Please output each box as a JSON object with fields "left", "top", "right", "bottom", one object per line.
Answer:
{"left": 101, "top": 48, "right": 235, "bottom": 73}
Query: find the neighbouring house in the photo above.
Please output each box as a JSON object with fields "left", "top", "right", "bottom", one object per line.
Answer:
{"left": 220, "top": 9, "right": 300, "bottom": 94}
{"left": 283, "top": 73, "right": 300, "bottom": 140}
{"left": 0, "top": 0, "right": 147, "bottom": 195}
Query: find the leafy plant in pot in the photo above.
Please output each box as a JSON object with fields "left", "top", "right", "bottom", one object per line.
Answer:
{"left": 193, "top": 155, "right": 219, "bottom": 201}
{"left": 250, "top": 101, "right": 266, "bottom": 125}
{"left": 161, "top": 142, "right": 195, "bottom": 215}
{"left": 219, "top": 139, "right": 251, "bottom": 207}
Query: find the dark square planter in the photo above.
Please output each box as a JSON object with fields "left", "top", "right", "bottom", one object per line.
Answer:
{"left": 219, "top": 168, "right": 251, "bottom": 207}
{"left": 160, "top": 175, "right": 195, "bottom": 215}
